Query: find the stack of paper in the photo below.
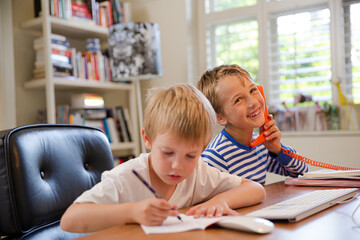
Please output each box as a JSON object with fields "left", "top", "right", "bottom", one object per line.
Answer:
{"left": 300, "top": 169, "right": 360, "bottom": 179}
{"left": 285, "top": 169, "right": 360, "bottom": 187}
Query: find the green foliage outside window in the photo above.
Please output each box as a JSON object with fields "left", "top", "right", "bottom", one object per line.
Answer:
{"left": 213, "top": 20, "right": 259, "bottom": 82}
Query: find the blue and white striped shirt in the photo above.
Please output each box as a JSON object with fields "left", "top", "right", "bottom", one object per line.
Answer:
{"left": 202, "top": 128, "right": 309, "bottom": 185}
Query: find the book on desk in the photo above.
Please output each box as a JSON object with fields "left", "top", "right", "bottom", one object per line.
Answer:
{"left": 285, "top": 169, "right": 360, "bottom": 187}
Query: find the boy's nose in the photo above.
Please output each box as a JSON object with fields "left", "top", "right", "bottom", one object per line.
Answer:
{"left": 247, "top": 97, "right": 256, "bottom": 107}
{"left": 171, "top": 158, "right": 183, "bottom": 170}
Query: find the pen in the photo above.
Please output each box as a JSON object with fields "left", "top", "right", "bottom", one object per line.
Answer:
{"left": 132, "top": 169, "right": 182, "bottom": 222}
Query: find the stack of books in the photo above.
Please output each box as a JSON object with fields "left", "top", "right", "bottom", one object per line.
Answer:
{"left": 71, "top": 93, "right": 105, "bottom": 109}
{"left": 75, "top": 38, "right": 112, "bottom": 82}
{"left": 33, "top": 34, "right": 74, "bottom": 80}
{"left": 32, "top": 35, "right": 112, "bottom": 82}
{"left": 285, "top": 169, "right": 360, "bottom": 187}
{"left": 56, "top": 93, "right": 134, "bottom": 144}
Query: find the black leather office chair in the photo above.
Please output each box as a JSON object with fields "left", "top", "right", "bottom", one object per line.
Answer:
{"left": 0, "top": 124, "right": 114, "bottom": 239}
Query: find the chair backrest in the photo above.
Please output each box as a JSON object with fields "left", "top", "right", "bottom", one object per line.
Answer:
{"left": 0, "top": 124, "right": 114, "bottom": 239}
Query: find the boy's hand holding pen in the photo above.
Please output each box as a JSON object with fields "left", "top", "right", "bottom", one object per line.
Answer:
{"left": 132, "top": 169, "right": 183, "bottom": 222}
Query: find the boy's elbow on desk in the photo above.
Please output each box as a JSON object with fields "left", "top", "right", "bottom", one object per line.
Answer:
{"left": 60, "top": 203, "right": 88, "bottom": 233}
{"left": 60, "top": 208, "right": 78, "bottom": 233}
{"left": 241, "top": 178, "right": 266, "bottom": 205}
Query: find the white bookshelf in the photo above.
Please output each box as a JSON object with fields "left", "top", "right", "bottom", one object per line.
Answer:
{"left": 21, "top": 0, "right": 140, "bottom": 156}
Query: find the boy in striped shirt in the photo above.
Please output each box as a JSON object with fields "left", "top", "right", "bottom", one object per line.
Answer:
{"left": 197, "top": 64, "right": 308, "bottom": 185}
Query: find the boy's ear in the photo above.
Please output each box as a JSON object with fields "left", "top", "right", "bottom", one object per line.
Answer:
{"left": 142, "top": 129, "right": 152, "bottom": 150}
{"left": 216, "top": 113, "right": 227, "bottom": 126}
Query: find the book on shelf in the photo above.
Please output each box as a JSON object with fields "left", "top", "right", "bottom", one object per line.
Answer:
{"left": 69, "top": 108, "right": 107, "bottom": 120}
{"left": 84, "top": 108, "right": 107, "bottom": 119}
{"left": 113, "top": 154, "right": 135, "bottom": 166}
{"left": 107, "top": 108, "right": 125, "bottom": 142}
{"left": 56, "top": 104, "right": 70, "bottom": 124}
{"left": 71, "top": 0, "right": 92, "bottom": 21}
{"left": 99, "top": 1, "right": 113, "bottom": 27}
{"left": 105, "top": 117, "right": 120, "bottom": 143}
{"left": 36, "top": 48, "right": 73, "bottom": 62}
{"left": 110, "top": 0, "right": 131, "bottom": 24}
{"left": 71, "top": 93, "right": 105, "bottom": 109}
{"left": 122, "top": 107, "right": 134, "bottom": 142}
{"left": 33, "top": 35, "right": 70, "bottom": 50}
{"left": 69, "top": 112, "right": 83, "bottom": 125}
{"left": 122, "top": 2, "right": 131, "bottom": 22}
{"left": 115, "top": 106, "right": 133, "bottom": 142}
{"left": 84, "top": 118, "right": 105, "bottom": 132}
{"left": 102, "top": 118, "right": 112, "bottom": 142}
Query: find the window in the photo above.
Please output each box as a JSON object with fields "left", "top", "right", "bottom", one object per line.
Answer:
{"left": 207, "top": 19, "right": 259, "bottom": 81}
{"left": 205, "top": 0, "right": 256, "bottom": 13}
{"left": 198, "top": 0, "right": 360, "bottom": 107}
{"left": 344, "top": 0, "right": 360, "bottom": 104}
{"left": 269, "top": 8, "right": 332, "bottom": 105}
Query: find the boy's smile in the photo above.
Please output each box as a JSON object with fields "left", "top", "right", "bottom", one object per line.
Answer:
{"left": 247, "top": 108, "right": 262, "bottom": 119}
{"left": 217, "top": 75, "right": 265, "bottom": 144}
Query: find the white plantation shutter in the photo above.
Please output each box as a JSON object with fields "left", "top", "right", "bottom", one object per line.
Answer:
{"left": 268, "top": 8, "right": 332, "bottom": 106}
{"left": 343, "top": 0, "right": 360, "bottom": 104}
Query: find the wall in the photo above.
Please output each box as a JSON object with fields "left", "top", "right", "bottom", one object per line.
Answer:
{"left": 0, "top": 0, "right": 16, "bottom": 130}
{"left": 13, "top": 0, "right": 45, "bottom": 127}
{"left": 128, "top": 0, "right": 198, "bottom": 107}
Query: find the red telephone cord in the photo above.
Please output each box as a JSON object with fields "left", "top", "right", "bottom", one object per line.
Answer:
{"left": 271, "top": 141, "right": 360, "bottom": 171}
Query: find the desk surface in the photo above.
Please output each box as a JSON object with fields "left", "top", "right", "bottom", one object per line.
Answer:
{"left": 75, "top": 181, "right": 360, "bottom": 240}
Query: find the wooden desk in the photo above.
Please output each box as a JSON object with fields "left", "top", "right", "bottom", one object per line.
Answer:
{"left": 75, "top": 182, "right": 360, "bottom": 240}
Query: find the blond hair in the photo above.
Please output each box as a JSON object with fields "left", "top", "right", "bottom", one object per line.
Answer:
{"left": 143, "top": 83, "right": 216, "bottom": 146}
{"left": 197, "top": 64, "right": 252, "bottom": 114}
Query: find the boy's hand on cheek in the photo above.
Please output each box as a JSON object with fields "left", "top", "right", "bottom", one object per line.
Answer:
{"left": 132, "top": 198, "right": 179, "bottom": 226}
{"left": 185, "top": 199, "right": 239, "bottom": 218}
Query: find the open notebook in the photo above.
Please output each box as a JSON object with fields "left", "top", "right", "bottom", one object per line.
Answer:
{"left": 141, "top": 214, "right": 274, "bottom": 234}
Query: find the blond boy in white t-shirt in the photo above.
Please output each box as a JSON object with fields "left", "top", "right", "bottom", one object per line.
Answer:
{"left": 60, "top": 83, "right": 265, "bottom": 233}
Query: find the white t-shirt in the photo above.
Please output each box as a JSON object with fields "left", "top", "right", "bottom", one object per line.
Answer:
{"left": 75, "top": 153, "right": 243, "bottom": 208}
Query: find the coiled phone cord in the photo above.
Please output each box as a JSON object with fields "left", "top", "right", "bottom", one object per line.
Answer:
{"left": 270, "top": 141, "right": 360, "bottom": 171}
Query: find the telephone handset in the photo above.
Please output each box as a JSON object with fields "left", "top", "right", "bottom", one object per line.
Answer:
{"left": 249, "top": 85, "right": 360, "bottom": 171}
{"left": 250, "top": 85, "right": 271, "bottom": 148}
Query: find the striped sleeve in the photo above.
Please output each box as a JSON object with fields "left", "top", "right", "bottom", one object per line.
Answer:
{"left": 267, "top": 144, "right": 309, "bottom": 177}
